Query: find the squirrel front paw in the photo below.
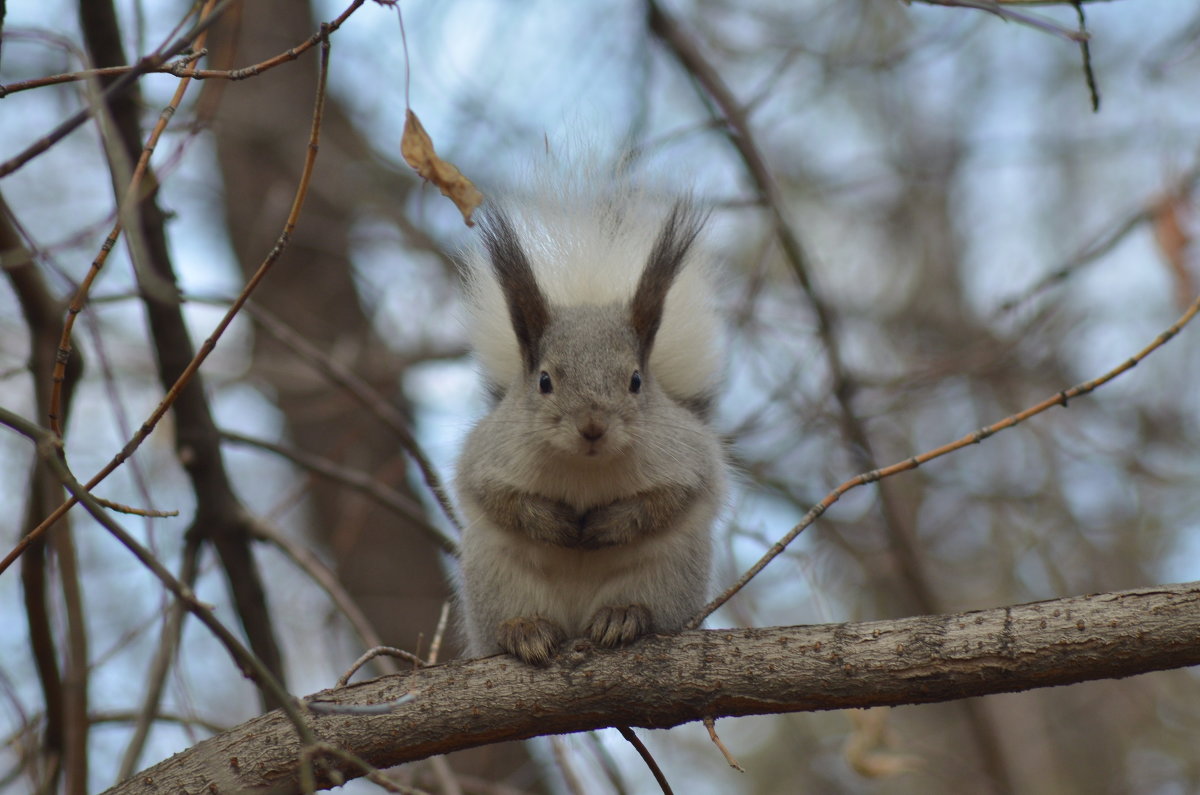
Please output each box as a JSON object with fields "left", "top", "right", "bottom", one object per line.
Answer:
{"left": 586, "top": 603, "right": 652, "bottom": 648}
{"left": 578, "top": 501, "right": 640, "bottom": 548}
{"left": 497, "top": 616, "right": 566, "bottom": 666}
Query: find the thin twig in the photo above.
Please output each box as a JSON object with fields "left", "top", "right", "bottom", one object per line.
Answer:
{"left": 2, "top": 190, "right": 89, "bottom": 795}
{"left": 117, "top": 533, "right": 202, "bottom": 781}
{"left": 427, "top": 602, "right": 451, "bottom": 665}
{"left": 90, "top": 710, "right": 225, "bottom": 736}
{"left": 241, "top": 301, "right": 462, "bottom": 532}
{"left": 691, "top": 287, "right": 1200, "bottom": 626}
{"left": 1073, "top": 1, "right": 1100, "bottom": 111}
{"left": 993, "top": 159, "right": 1200, "bottom": 317}
{"left": 909, "top": 0, "right": 1090, "bottom": 42}
{"left": 301, "top": 742, "right": 431, "bottom": 795}
{"left": 337, "top": 647, "right": 425, "bottom": 688}
{"left": 0, "top": 0, "right": 365, "bottom": 96}
{"left": 702, "top": 717, "right": 745, "bottom": 772}
{"left": 91, "top": 497, "right": 178, "bottom": 518}
{"left": 223, "top": 429, "right": 456, "bottom": 555}
{"left": 0, "top": 0, "right": 238, "bottom": 178}
{"left": 616, "top": 726, "right": 673, "bottom": 795}
{"left": 647, "top": 0, "right": 943, "bottom": 627}
{"left": 48, "top": 0, "right": 216, "bottom": 435}
{"left": 0, "top": 21, "right": 336, "bottom": 578}
{"left": 250, "top": 522, "right": 397, "bottom": 677}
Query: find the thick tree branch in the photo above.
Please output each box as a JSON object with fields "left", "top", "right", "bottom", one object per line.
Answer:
{"left": 108, "top": 582, "right": 1200, "bottom": 794}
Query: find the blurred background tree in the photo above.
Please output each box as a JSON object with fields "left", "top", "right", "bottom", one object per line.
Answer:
{"left": 1, "top": 0, "right": 1199, "bottom": 793}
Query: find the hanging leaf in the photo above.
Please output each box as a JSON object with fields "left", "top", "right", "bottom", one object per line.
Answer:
{"left": 401, "top": 109, "right": 484, "bottom": 226}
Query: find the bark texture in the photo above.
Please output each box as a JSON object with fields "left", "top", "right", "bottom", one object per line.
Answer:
{"left": 107, "top": 582, "right": 1200, "bottom": 794}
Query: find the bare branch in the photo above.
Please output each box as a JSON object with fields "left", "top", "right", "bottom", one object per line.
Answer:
{"left": 0, "top": 0, "right": 366, "bottom": 97}
{"left": 904, "top": 0, "right": 1096, "bottom": 42}
{"left": 0, "top": 0, "right": 238, "bottom": 178}
{"left": 105, "top": 582, "right": 1200, "bottom": 794}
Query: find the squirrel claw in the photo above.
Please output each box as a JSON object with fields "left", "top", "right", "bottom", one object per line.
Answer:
{"left": 587, "top": 603, "right": 652, "bottom": 648}
{"left": 497, "top": 616, "right": 565, "bottom": 666}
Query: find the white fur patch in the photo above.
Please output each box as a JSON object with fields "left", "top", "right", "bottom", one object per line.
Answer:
{"left": 461, "top": 164, "right": 724, "bottom": 403}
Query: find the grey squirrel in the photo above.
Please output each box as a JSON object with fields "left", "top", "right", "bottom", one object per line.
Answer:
{"left": 454, "top": 173, "right": 728, "bottom": 665}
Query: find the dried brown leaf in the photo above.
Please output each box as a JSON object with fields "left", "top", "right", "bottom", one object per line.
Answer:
{"left": 401, "top": 109, "right": 483, "bottom": 226}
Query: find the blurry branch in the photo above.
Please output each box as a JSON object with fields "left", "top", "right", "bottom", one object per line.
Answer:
{"left": 221, "top": 430, "right": 457, "bottom": 554}
{"left": 647, "top": 0, "right": 943, "bottom": 632}
{"left": 116, "top": 533, "right": 202, "bottom": 782}
{"left": 1072, "top": 1, "right": 1100, "bottom": 111}
{"left": 696, "top": 286, "right": 1200, "bottom": 626}
{"left": 299, "top": 742, "right": 430, "bottom": 795}
{"left": 996, "top": 162, "right": 1200, "bottom": 316}
{"left": 903, "top": 1, "right": 1092, "bottom": 42}
{"left": 0, "top": 0, "right": 367, "bottom": 98}
{"left": 108, "top": 583, "right": 1200, "bottom": 794}
{"left": 79, "top": 0, "right": 287, "bottom": 710}
{"left": 248, "top": 519, "right": 400, "bottom": 674}
{"left": 48, "top": 7, "right": 207, "bottom": 436}
{"left": 0, "top": 0, "right": 238, "bottom": 178}
{"left": 646, "top": 3, "right": 1125, "bottom": 781}
{"left": 645, "top": 11, "right": 1017, "bottom": 783}
{"left": 916, "top": 0, "right": 1117, "bottom": 4}
{"left": 1, "top": 193, "right": 88, "bottom": 795}
{"left": 90, "top": 496, "right": 177, "bottom": 517}
{"left": 550, "top": 737, "right": 589, "bottom": 795}
{"left": 0, "top": 406, "right": 315, "bottom": 749}
{"left": 0, "top": 13, "right": 336, "bottom": 593}
{"left": 92, "top": 710, "right": 227, "bottom": 736}
{"left": 242, "top": 302, "right": 463, "bottom": 533}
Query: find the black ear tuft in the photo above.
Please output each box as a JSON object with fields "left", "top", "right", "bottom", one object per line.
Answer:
{"left": 480, "top": 208, "right": 550, "bottom": 373}
{"left": 630, "top": 200, "right": 707, "bottom": 364}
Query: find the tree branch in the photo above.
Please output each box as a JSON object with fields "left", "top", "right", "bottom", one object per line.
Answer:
{"left": 2, "top": 193, "right": 89, "bottom": 794}
{"left": 107, "top": 582, "right": 1200, "bottom": 794}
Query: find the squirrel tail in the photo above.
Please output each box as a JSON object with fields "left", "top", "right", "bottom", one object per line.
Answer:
{"left": 461, "top": 160, "right": 723, "bottom": 407}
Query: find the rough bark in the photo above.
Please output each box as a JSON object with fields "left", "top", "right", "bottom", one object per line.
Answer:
{"left": 107, "top": 582, "right": 1200, "bottom": 794}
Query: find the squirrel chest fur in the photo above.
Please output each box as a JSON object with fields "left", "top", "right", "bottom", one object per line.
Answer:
{"left": 455, "top": 184, "right": 727, "bottom": 666}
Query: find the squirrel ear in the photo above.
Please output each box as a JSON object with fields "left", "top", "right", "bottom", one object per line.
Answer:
{"left": 631, "top": 200, "right": 706, "bottom": 364}
{"left": 480, "top": 208, "right": 550, "bottom": 373}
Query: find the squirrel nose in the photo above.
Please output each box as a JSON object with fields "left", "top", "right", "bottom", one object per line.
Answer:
{"left": 578, "top": 418, "right": 607, "bottom": 441}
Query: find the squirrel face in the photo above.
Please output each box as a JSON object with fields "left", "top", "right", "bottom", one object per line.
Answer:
{"left": 518, "top": 304, "right": 651, "bottom": 462}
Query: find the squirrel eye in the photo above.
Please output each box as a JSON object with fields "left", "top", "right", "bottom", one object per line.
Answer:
{"left": 538, "top": 371, "right": 553, "bottom": 394}
{"left": 629, "top": 370, "right": 642, "bottom": 394}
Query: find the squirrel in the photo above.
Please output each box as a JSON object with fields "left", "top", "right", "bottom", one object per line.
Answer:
{"left": 454, "top": 171, "right": 728, "bottom": 666}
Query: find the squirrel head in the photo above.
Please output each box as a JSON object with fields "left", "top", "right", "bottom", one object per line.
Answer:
{"left": 474, "top": 202, "right": 706, "bottom": 461}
